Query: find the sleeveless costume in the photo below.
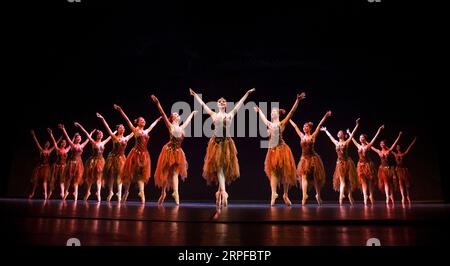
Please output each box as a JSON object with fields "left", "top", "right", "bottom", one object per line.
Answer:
{"left": 297, "top": 136, "right": 326, "bottom": 189}
{"left": 122, "top": 130, "right": 151, "bottom": 183}
{"left": 332, "top": 143, "right": 358, "bottom": 191}
{"left": 32, "top": 150, "right": 51, "bottom": 183}
{"left": 64, "top": 145, "right": 84, "bottom": 185}
{"left": 84, "top": 142, "right": 105, "bottom": 184}
{"left": 103, "top": 137, "right": 128, "bottom": 185}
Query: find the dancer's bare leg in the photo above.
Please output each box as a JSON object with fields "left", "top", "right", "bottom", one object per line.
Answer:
{"left": 29, "top": 182, "right": 38, "bottom": 199}
{"left": 384, "top": 182, "right": 390, "bottom": 205}
{"left": 361, "top": 180, "right": 368, "bottom": 206}
{"left": 314, "top": 179, "right": 322, "bottom": 206}
{"left": 107, "top": 176, "right": 114, "bottom": 202}
{"left": 59, "top": 182, "right": 65, "bottom": 199}
{"left": 218, "top": 168, "right": 228, "bottom": 207}
{"left": 270, "top": 173, "right": 279, "bottom": 206}
{"left": 282, "top": 184, "right": 292, "bottom": 206}
{"left": 339, "top": 176, "right": 345, "bottom": 205}
{"left": 137, "top": 180, "right": 145, "bottom": 203}
{"left": 122, "top": 182, "right": 130, "bottom": 203}
{"left": 73, "top": 184, "right": 79, "bottom": 201}
{"left": 116, "top": 179, "right": 122, "bottom": 203}
{"left": 158, "top": 185, "right": 167, "bottom": 205}
{"left": 172, "top": 171, "right": 180, "bottom": 205}
{"left": 399, "top": 179, "right": 406, "bottom": 204}
{"left": 301, "top": 176, "right": 308, "bottom": 205}
{"left": 84, "top": 183, "right": 92, "bottom": 201}
{"left": 368, "top": 181, "right": 374, "bottom": 205}
{"left": 43, "top": 182, "right": 48, "bottom": 200}
{"left": 96, "top": 179, "right": 102, "bottom": 202}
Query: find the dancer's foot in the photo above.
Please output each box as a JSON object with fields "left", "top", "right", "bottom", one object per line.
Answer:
{"left": 83, "top": 192, "right": 91, "bottom": 201}
{"left": 116, "top": 192, "right": 122, "bottom": 203}
{"left": 158, "top": 192, "right": 166, "bottom": 205}
{"left": 348, "top": 195, "right": 354, "bottom": 206}
{"left": 215, "top": 191, "right": 221, "bottom": 207}
{"left": 60, "top": 192, "right": 65, "bottom": 199}
{"left": 138, "top": 191, "right": 145, "bottom": 203}
{"left": 270, "top": 193, "right": 278, "bottom": 206}
{"left": 172, "top": 192, "right": 180, "bottom": 205}
{"left": 282, "top": 194, "right": 292, "bottom": 206}
{"left": 63, "top": 191, "right": 69, "bottom": 200}
{"left": 390, "top": 195, "right": 395, "bottom": 205}
{"left": 44, "top": 193, "right": 48, "bottom": 200}
{"left": 95, "top": 192, "right": 101, "bottom": 202}
{"left": 221, "top": 191, "right": 229, "bottom": 207}
{"left": 122, "top": 191, "right": 129, "bottom": 203}
{"left": 369, "top": 195, "right": 374, "bottom": 205}
{"left": 407, "top": 196, "right": 411, "bottom": 205}
{"left": 47, "top": 192, "right": 52, "bottom": 200}
{"left": 28, "top": 193, "right": 34, "bottom": 199}
{"left": 315, "top": 194, "right": 322, "bottom": 206}
{"left": 73, "top": 192, "right": 78, "bottom": 201}
{"left": 107, "top": 191, "right": 114, "bottom": 202}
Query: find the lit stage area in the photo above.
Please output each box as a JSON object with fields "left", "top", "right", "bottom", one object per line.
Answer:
{"left": 1, "top": 198, "right": 449, "bottom": 246}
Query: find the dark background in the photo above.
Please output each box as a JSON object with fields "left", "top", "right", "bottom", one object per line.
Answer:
{"left": 2, "top": 0, "right": 447, "bottom": 202}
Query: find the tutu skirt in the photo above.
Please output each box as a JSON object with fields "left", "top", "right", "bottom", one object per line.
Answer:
{"left": 357, "top": 161, "right": 377, "bottom": 185}
{"left": 65, "top": 158, "right": 84, "bottom": 185}
{"left": 264, "top": 143, "right": 297, "bottom": 186}
{"left": 84, "top": 156, "right": 105, "bottom": 184}
{"left": 103, "top": 154, "right": 126, "bottom": 185}
{"left": 377, "top": 166, "right": 396, "bottom": 190}
{"left": 297, "top": 154, "right": 326, "bottom": 189}
{"left": 396, "top": 167, "right": 410, "bottom": 188}
{"left": 333, "top": 159, "right": 358, "bottom": 192}
{"left": 154, "top": 144, "right": 188, "bottom": 189}
{"left": 32, "top": 163, "right": 51, "bottom": 184}
{"left": 122, "top": 148, "right": 151, "bottom": 184}
{"left": 203, "top": 136, "right": 240, "bottom": 185}
{"left": 50, "top": 163, "right": 66, "bottom": 190}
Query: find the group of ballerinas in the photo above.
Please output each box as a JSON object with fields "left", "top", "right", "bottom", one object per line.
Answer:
{"left": 29, "top": 89, "right": 416, "bottom": 207}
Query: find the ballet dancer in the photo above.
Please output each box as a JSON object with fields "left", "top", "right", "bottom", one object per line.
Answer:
{"left": 114, "top": 104, "right": 161, "bottom": 203}
{"left": 371, "top": 131, "right": 402, "bottom": 205}
{"left": 74, "top": 122, "right": 113, "bottom": 202}
{"left": 190, "top": 87, "right": 255, "bottom": 207}
{"left": 348, "top": 125, "right": 384, "bottom": 206}
{"left": 289, "top": 111, "right": 331, "bottom": 205}
{"left": 47, "top": 128, "right": 69, "bottom": 199}
{"left": 392, "top": 137, "right": 416, "bottom": 204}
{"left": 254, "top": 92, "right": 306, "bottom": 206}
{"left": 321, "top": 118, "right": 360, "bottom": 205}
{"left": 97, "top": 113, "right": 134, "bottom": 202}
{"left": 151, "top": 95, "right": 197, "bottom": 205}
{"left": 29, "top": 130, "right": 57, "bottom": 199}
{"left": 59, "top": 124, "right": 95, "bottom": 201}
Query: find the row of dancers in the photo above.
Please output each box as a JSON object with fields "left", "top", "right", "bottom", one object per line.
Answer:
{"left": 29, "top": 89, "right": 416, "bottom": 206}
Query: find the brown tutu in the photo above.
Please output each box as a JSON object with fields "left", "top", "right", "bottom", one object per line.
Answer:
{"left": 333, "top": 159, "right": 358, "bottom": 192}
{"left": 84, "top": 156, "right": 105, "bottom": 184}
{"left": 50, "top": 163, "right": 66, "bottom": 190}
{"left": 297, "top": 154, "right": 326, "bottom": 189}
{"left": 154, "top": 144, "right": 188, "bottom": 189}
{"left": 377, "top": 166, "right": 396, "bottom": 190}
{"left": 32, "top": 163, "right": 51, "bottom": 184}
{"left": 264, "top": 143, "right": 297, "bottom": 186}
{"left": 122, "top": 149, "right": 151, "bottom": 184}
{"left": 396, "top": 167, "right": 410, "bottom": 188}
{"left": 65, "top": 158, "right": 84, "bottom": 185}
{"left": 103, "top": 154, "right": 126, "bottom": 185}
{"left": 203, "top": 136, "right": 240, "bottom": 185}
{"left": 357, "top": 161, "right": 377, "bottom": 185}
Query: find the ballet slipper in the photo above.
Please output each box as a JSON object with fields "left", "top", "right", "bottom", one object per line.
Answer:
{"left": 73, "top": 192, "right": 78, "bottom": 201}
{"left": 221, "top": 191, "right": 228, "bottom": 207}
{"left": 84, "top": 191, "right": 91, "bottom": 201}
{"left": 96, "top": 192, "right": 101, "bottom": 202}
{"left": 122, "top": 191, "right": 129, "bottom": 203}
{"left": 348, "top": 194, "right": 354, "bottom": 206}
{"left": 270, "top": 193, "right": 278, "bottom": 206}
{"left": 407, "top": 196, "right": 411, "bottom": 205}
{"left": 138, "top": 191, "right": 145, "bottom": 203}
{"left": 63, "top": 191, "right": 69, "bottom": 200}
{"left": 315, "top": 194, "right": 322, "bottom": 206}
{"left": 215, "top": 191, "right": 221, "bottom": 207}
{"left": 158, "top": 192, "right": 166, "bottom": 205}
{"left": 282, "top": 194, "right": 292, "bottom": 206}
{"left": 369, "top": 195, "right": 374, "bottom": 205}
{"left": 107, "top": 191, "right": 114, "bottom": 202}
{"left": 28, "top": 193, "right": 34, "bottom": 199}
{"left": 172, "top": 192, "right": 180, "bottom": 205}
{"left": 302, "top": 195, "right": 308, "bottom": 206}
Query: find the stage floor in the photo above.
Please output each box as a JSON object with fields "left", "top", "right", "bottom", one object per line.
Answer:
{"left": 1, "top": 198, "right": 449, "bottom": 246}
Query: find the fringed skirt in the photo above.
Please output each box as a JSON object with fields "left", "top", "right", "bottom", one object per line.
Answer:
{"left": 103, "top": 154, "right": 126, "bottom": 186}
{"left": 297, "top": 154, "right": 326, "bottom": 189}
{"left": 84, "top": 156, "right": 105, "bottom": 184}
{"left": 122, "top": 148, "right": 151, "bottom": 184}
{"left": 154, "top": 144, "right": 188, "bottom": 189}
{"left": 50, "top": 163, "right": 66, "bottom": 189}
{"left": 377, "top": 166, "right": 396, "bottom": 190}
{"left": 357, "top": 160, "right": 377, "bottom": 185}
{"left": 264, "top": 143, "right": 297, "bottom": 186}
{"left": 32, "top": 163, "right": 51, "bottom": 184}
{"left": 333, "top": 159, "right": 358, "bottom": 192}
{"left": 203, "top": 136, "right": 240, "bottom": 185}
{"left": 65, "top": 157, "right": 84, "bottom": 185}
{"left": 396, "top": 167, "right": 410, "bottom": 188}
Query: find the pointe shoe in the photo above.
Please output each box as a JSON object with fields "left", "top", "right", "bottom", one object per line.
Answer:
{"left": 282, "top": 194, "right": 292, "bottom": 206}
{"left": 28, "top": 193, "right": 34, "bottom": 199}
{"left": 407, "top": 196, "right": 411, "bottom": 205}
{"left": 138, "top": 191, "right": 145, "bottom": 203}
{"left": 158, "top": 192, "right": 166, "bottom": 205}
{"left": 63, "top": 191, "right": 69, "bottom": 200}
{"left": 315, "top": 194, "right": 322, "bottom": 206}
{"left": 348, "top": 196, "right": 354, "bottom": 206}
{"left": 390, "top": 195, "right": 395, "bottom": 205}
{"left": 107, "top": 192, "right": 114, "bottom": 202}
{"left": 369, "top": 195, "right": 374, "bottom": 205}
{"left": 83, "top": 192, "right": 91, "bottom": 201}
{"left": 73, "top": 192, "right": 78, "bottom": 201}
{"left": 172, "top": 192, "right": 180, "bottom": 205}
{"left": 116, "top": 192, "right": 122, "bottom": 203}
{"left": 215, "top": 191, "right": 221, "bottom": 207}
{"left": 95, "top": 192, "right": 101, "bottom": 202}
{"left": 270, "top": 193, "right": 279, "bottom": 206}
{"left": 302, "top": 195, "right": 308, "bottom": 206}
{"left": 47, "top": 192, "right": 52, "bottom": 200}
{"left": 60, "top": 192, "right": 65, "bottom": 199}
{"left": 122, "top": 191, "right": 129, "bottom": 203}
{"left": 221, "top": 191, "right": 229, "bottom": 207}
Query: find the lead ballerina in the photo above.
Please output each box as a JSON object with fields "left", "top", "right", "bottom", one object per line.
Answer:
{"left": 190, "top": 87, "right": 255, "bottom": 207}
{"left": 254, "top": 92, "right": 306, "bottom": 206}
{"left": 151, "top": 95, "right": 197, "bottom": 205}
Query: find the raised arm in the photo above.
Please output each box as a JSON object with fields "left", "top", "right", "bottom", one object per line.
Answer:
{"left": 388, "top": 132, "right": 403, "bottom": 152}
{"left": 47, "top": 128, "right": 59, "bottom": 150}
{"left": 346, "top": 128, "right": 361, "bottom": 149}
{"left": 144, "top": 116, "right": 162, "bottom": 134}
{"left": 97, "top": 112, "right": 118, "bottom": 141}
{"left": 151, "top": 95, "right": 172, "bottom": 130}
{"left": 74, "top": 122, "right": 95, "bottom": 143}
{"left": 114, "top": 104, "right": 136, "bottom": 132}
{"left": 403, "top": 137, "right": 417, "bottom": 155}
{"left": 190, "top": 88, "right": 215, "bottom": 117}
{"left": 345, "top": 118, "right": 360, "bottom": 145}
{"left": 320, "top": 127, "right": 338, "bottom": 146}
{"left": 101, "top": 131, "right": 117, "bottom": 145}
{"left": 369, "top": 125, "right": 384, "bottom": 147}
{"left": 58, "top": 124, "right": 75, "bottom": 147}
{"left": 254, "top": 106, "right": 270, "bottom": 127}
{"left": 281, "top": 92, "right": 306, "bottom": 126}
{"left": 229, "top": 88, "right": 256, "bottom": 117}
{"left": 30, "top": 130, "right": 43, "bottom": 152}
{"left": 48, "top": 136, "right": 62, "bottom": 153}
{"left": 312, "top": 111, "right": 332, "bottom": 139}
{"left": 289, "top": 119, "right": 304, "bottom": 138}
{"left": 81, "top": 129, "right": 96, "bottom": 148}
{"left": 124, "top": 132, "right": 135, "bottom": 142}
{"left": 181, "top": 110, "right": 198, "bottom": 130}
{"left": 370, "top": 145, "right": 382, "bottom": 156}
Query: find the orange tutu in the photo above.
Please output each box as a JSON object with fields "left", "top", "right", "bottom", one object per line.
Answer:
{"left": 297, "top": 154, "right": 326, "bottom": 189}
{"left": 84, "top": 156, "right": 105, "bottom": 184}
{"left": 396, "top": 167, "right": 410, "bottom": 188}
{"left": 357, "top": 160, "right": 376, "bottom": 185}
{"left": 333, "top": 159, "right": 358, "bottom": 192}
{"left": 65, "top": 158, "right": 84, "bottom": 185}
{"left": 50, "top": 163, "right": 66, "bottom": 189}
{"left": 32, "top": 163, "right": 51, "bottom": 184}
{"left": 203, "top": 136, "right": 240, "bottom": 185}
{"left": 154, "top": 143, "right": 188, "bottom": 189}
{"left": 122, "top": 149, "right": 151, "bottom": 184}
{"left": 103, "top": 154, "right": 126, "bottom": 185}
{"left": 264, "top": 143, "right": 297, "bottom": 186}
{"left": 377, "top": 166, "right": 396, "bottom": 190}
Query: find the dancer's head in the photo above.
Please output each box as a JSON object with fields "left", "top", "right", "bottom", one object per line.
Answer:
{"left": 271, "top": 108, "right": 286, "bottom": 120}
{"left": 74, "top": 133, "right": 81, "bottom": 144}
{"left": 170, "top": 112, "right": 181, "bottom": 124}
{"left": 44, "top": 141, "right": 50, "bottom": 149}
{"left": 95, "top": 130, "right": 103, "bottom": 141}
{"left": 303, "top": 122, "right": 314, "bottom": 134}
{"left": 116, "top": 124, "right": 125, "bottom": 135}
{"left": 59, "top": 139, "right": 67, "bottom": 148}
{"left": 380, "top": 140, "right": 388, "bottom": 150}
{"left": 217, "top": 97, "right": 227, "bottom": 112}
{"left": 359, "top": 134, "right": 368, "bottom": 144}
{"left": 134, "top": 117, "right": 146, "bottom": 128}
{"left": 337, "top": 130, "right": 345, "bottom": 141}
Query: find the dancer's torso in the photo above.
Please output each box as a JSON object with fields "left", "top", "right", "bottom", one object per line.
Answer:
{"left": 357, "top": 145, "right": 371, "bottom": 162}
{"left": 336, "top": 142, "right": 349, "bottom": 161}
{"left": 70, "top": 145, "right": 83, "bottom": 160}
{"left": 91, "top": 142, "right": 105, "bottom": 157}
{"left": 301, "top": 136, "right": 316, "bottom": 156}
{"left": 133, "top": 130, "right": 149, "bottom": 151}
{"left": 213, "top": 113, "right": 232, "bottom": 138}
{"left": 55, "top": 149, "right": 68, "bottom": 164}
{"left": 167, "top": 126, "right": 184, "bottom": 150}
{"left": 39, "top": 150, "right": 51, "bottom": 165}
{"left": 268, "top": 122, "right": 285, "bottom": 148}
{"left": 395, "top": 154, "right": 405, "bottom": 167}
{"left": 111, "top": 137, "right": 127, "bottom": 156}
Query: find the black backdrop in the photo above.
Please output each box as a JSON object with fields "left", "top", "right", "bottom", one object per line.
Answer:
{"left": 2, "top": 0, "right": 447, "bottom": 202}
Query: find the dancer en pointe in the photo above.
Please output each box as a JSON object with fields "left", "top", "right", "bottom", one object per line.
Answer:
{"left": 371, "top": 131, "right": 402, "bottom": 205}
{"left": 59, "top": 124, "right": 94, "bottom": 201}
{"left": 74, "top": 122, "right": 113, "bottom": 202}
{"left": 190, "top": 87, "right": 255, "bottom": 207}
{"left": 97, "top": 113, "right": 134, "bottom": 203}
{"left": 47, "top": 128, "right": 69, "bottom": 199}
{"left": 289, "top": 111, "right": 331, "bottom": 206}
{"left": 29, "top": 130, "right": 58, "bottom": 199}
{"left": 151, "top": 95, "right": 197, "bottom": 205}
{"left": 349, "top": 125, "right": 384, "bottom": 206}
{"left": 254, "top": 92, "right": 306, "bottom": 206}
{"left": 114, "top": 104, "right": 161, "bottom": 203}
{"left": 321, "top": 118, "right": 360, "bottom": 205}
{"left": 392, "top": 137, "right": 417, "bottom": 204}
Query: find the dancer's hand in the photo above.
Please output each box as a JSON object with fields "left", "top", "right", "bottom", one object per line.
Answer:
{"left": 192, "top": 110, "right": 199, "bottom": 116}
{"left": 253, "top": 106, "right": 260, "bottom": 112}
{"left": 113, "top": 104, "right": 122, "bottom": 111}
{"left": 189, "top": 88, "right": 196, "bottom": 96}
{"left": 346, "top": 129, "right": 351, "bottom": 135}
{"left": 156, "top": 116, "right": 162, "bottom": 122}
{"left": 151, "top": 95, "right": 159, "bottom": 104}
{"left": 356, "top": 118, "right": 360, "bottom": 125}
{"left": 30, "top": 129, "right": 35, "bottom": 136}
{"left": 96, "top": 112, "right": 103, "bottom": 119}
{"left": 247, "top": 88, "right": 256, "bottom": 94}
{"left": 47, "top": 128, "right": 52, "bottom": 134}
{"left": 298, "top": 92, "right": 306, "bottom": 100}
{"left": 326, "top": 111, "right": 332, "bottom": 117}
{"left": 74, "top": 122, "right": 81, "bottom": 128}
{"left": 320, "top": 127, "right": 327, "bottom": 132}
{"left": 380, "top": 125, "right": 385, "bottom": 130}
{"left": 58, "top": 124, "right": 64, "bottom": 129}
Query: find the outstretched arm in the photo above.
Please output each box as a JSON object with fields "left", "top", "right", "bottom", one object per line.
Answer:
{"left": 97, "top": 113, "right": 118, "bottom": 141}
{"left": 144, "top": 116, "right": 162, "bottom": 134}
{"left": 312, "top": 111, "right": 332, "bottom": 139}
{"left": 58, "top": 124, "right": 75, "bottom": 147}
{"left": 30, "top": 130, "right": 43, "bottom": 152}
{"left": 346, "top": 128, "right": 361, "bottom": 149}
{"left": 181, "top": 110, "right": 198, "bottom": 130}
{"left": 190, "top": 88, "right": 215, "bottom": 117}
{"left": 289, "top": 119, "right": 304, "bottom": 138}
{"left": 403, "top": 137, "right": 417, "bottom": 155}
{"left": 254, "top": 106, "right": 270, "bottom": 127}
{"left": 114, "top": 104, "right": 136, "bottom": 132}
{"left": 370, "top": 145, "right": 382, "bottom": 156}
{"left": 151, "top": 95, "right": 172, "bottom": 130}
{"left": 81, "top": 129, "right": 96, "bottom": 148}
{"left": 101, "top": 131, "right": 116, "bottom": 145}
{"left": 281, "top": 92, "right": 306, "bottom": 126}
{"left": 74, "top": 122, "right": 95, "bottom": 143}
{"left": 229, "top": 88, "right": 256, "bottom": 117}
{"left": 124, "top": 132, "right": 135, "bottom": 142}
{"left": 345, "top": 118, "right": 360, "bottom": 145}
{"left": 47, "top": 128, "right": 59, "bottom": 150}
{"left": 320, "top": 127, "right": 338, "bottom": 146}
{"left": 48, "top": 136, "right": 61, "bottom": 153}
{"left": 388, "top": 132, "right": 403, "bottom": 152}
{"left": 369, "top": 125, "right": 384, "bottom": 147}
